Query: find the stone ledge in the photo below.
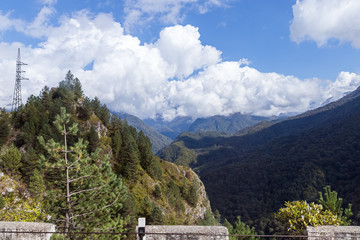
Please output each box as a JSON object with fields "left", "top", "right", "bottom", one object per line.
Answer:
{"left": 0, "top": 222, "right": 56, "bottom": 240}
{"left": 136, "top": 225, "right": 229, "bottom": 240}
{"left": 307, "top": 226, "right": 360, "bottom": 240}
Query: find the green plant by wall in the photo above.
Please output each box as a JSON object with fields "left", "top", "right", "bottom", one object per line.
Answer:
{"left": 275, "top": 200, "right": 342, "bottom": 234}
{"left": 318, "top": 186, "right": 352, "bottom": 225}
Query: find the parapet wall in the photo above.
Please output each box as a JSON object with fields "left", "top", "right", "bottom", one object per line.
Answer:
{"left": 307, "top": 226, "right": 360, "bottom": 240}
{"left": 0, "top": 222, "right": 56, "bottom": 240}
{"left": 136, "top": 225, "right": 229, "bottom": 240}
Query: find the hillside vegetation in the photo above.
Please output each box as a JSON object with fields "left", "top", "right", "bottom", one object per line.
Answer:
{"left": 114, "top": 112, "right": 172, "bottom": 154}
{"left": 0, "top": 71, "right": 215, "bottom": 239}
{"left": 159, "top": 86, "right": 360, "bottom": 233}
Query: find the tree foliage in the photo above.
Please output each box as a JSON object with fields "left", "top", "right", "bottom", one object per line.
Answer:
{"left": 0, "top": 71, "right": 214, "bottom": 234}
{"left": 0, "top": 109, "right": 10, "bottom": 146}
{"left": 28, "top": 169, "right": 45, "bottom": 198}
{"left": 2, "top": 145, "right": 22, "bottom": 177}
{"left": 318, "top": 186, "right": 352, "bottom": 225}
{"left": 39, "top": 107, "right": 127, "bottom": 238}
{"left": 224, "top": 216, "right": 258, "bottom": 240}
{"left": 275, "top": 201, "right": 343, "bottom": 234}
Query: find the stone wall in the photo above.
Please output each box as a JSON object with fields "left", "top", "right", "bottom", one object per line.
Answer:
{"left": 136, "top": 225, "right": 229, "bottom": 240}
{"left": 0, "top": 222, "right": 56, "bottom": 240}
{"left": 307, "top": 226, "right": 360, "bottom": 240}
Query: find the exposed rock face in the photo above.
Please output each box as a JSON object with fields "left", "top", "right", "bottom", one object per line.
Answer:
{"left": 0, "top": 222, "right": 56, "bottom": 240}
{"left": 184, "top": 171, "right": 211, "bottom": 221}
{"left": 136, "top": 225, "right": 229, "bottom": 240}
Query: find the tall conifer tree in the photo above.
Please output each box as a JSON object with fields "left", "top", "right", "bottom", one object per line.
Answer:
{"left": 39, "top": 107, "right": 127, "bottom": 238}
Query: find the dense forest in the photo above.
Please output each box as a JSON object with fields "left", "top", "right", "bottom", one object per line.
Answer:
{"left": 159, "top": 86, "right": 360, "bottom": 234}
{"left": 0, "top": 71, "right": 217, "bottom": 239}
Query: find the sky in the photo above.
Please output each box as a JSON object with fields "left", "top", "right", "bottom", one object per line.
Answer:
{"left": 1, "top": 0, "right": 360, "bottom": 120}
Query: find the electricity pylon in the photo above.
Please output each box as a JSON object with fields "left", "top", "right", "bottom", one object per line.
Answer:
{"left": 11, "top": 48, "right": 29, "bottom": 111}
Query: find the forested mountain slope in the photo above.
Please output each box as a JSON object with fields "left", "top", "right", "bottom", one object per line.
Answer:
{"left": 114, "top": 112, "right": 172, "bottom": 154}
{"left": 159, "top": 86, "right": 360, "bottom": 232}
{"left": 0, "top": 72, "right": 215, "bottom": 238}
{"left": 144, "top": 116, "right": 193, "bottom": 140}
{"left": 188, "top": 113, "right": 273, "bottom": 134}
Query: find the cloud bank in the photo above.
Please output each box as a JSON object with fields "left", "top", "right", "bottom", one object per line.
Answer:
{"left": 1, "top": 9, "right": 360, "bottom": 120}
{"left": 291, "top": 0, "right": 360, "bottom": 48}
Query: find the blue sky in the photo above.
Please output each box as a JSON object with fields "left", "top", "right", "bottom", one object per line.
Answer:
{"left": 1, "top": 0, "right": 360, "bottom": 120}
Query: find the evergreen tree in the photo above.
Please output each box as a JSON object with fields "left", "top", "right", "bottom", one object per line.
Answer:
{"left": 87, "top": 125, "right": 99, "bottom": 153}
{"left": 147, "top": 158, "right": 163, "bottom": 179}
{"left": 60, "top": 70, "right": 75, "bottom": 90}
{"left": 149, "top": 205, "right": 165, "bottom": 225}
{"left": 73, "top": 77, "right": 83, "bottom": 99}
{"left": 186, "top": 180, "right": 199, "bottom": 207}
{"left": 28, "top": 169, "right": 45, "bottom": 198}
{"left": 117, "top": 126, "right": 140, "bottom": 180}
{"left": 136, "top": 131, "right": 163, "bottom": 178}
{"left": 141, "top": 196, "right": 153, "bottom": 218}
{"left": 20, "top": 147, "right": 39, "bottom": 182}
{"left": 40, "top": 86, "right": 51, "bottom": 109}
{"left": 137, "top": 131, "right": 153, "bottom": 170}
{"left": 2, "top": 145, "right": 22, "bottom": 177}
{"left": 76, "top": 97, "right": 92, "bottom": 121}
{"left": 109, "top": 116, "right": 124, "bottom": 176}
{"left": 39, "top": 107, "right": 127, "bottom": 238}
{"left": 112, "top": 130, "right": 122, "bottom": 161}
{"left": 318, "top": 186, "right": 352, "bottom": 225}
{"left": 197, "top": 210, "right": 217, "bottom": 226}
{"left": 0, "top": 109, "right": 10, "bottom": 146}
{"left": 90, "top": 97, "right": 110, "bottom": 126}
{"left": 224, "top": 216, "right": 258, "bottom": 240}
{"left": 56, "top": 71, "right": 77, "bottom": 114}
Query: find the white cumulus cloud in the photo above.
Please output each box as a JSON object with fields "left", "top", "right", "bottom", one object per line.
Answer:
{"left": 291, "top": 0, "right": 360, "bottom": 48}
{"left": 1, "top": 10, "right": 359, "bottom": 120}
{"left": 153, "top": 25, "right": 221, "bottom": 79}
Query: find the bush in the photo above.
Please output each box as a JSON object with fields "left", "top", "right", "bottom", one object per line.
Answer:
{"left": 275, "top": 201, "right": 342, "bottom": 234}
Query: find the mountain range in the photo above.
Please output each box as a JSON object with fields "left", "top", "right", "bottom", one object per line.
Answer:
{"left": 114, "top": 112, "right": 173, "bottom": 154}
{"left": 117, "top": 112, "right": 276, "bottom": 154}
{"left": 158, "top": 86, "right": 360, "bottom": 232}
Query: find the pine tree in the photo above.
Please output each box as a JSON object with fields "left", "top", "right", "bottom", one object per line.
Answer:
{"left": 28, "top": 169, "right": 45, "bottom": 198}
{"left": 117, "top": 126, "right": 140, "bottom": 180}
{"left": 136, "top": 131, "right": 162, "bottom": 178}
{"left": 39, "top": 107, "right": 127, "bottom": 238}
{"left": 137, "top": 131, "right": 153, "bottom": 170}
{"left": 186, "top": 179, "right": 199, "bottom": 207}
{"left": 87, "top": 125, "right": 99, "bottom": 153}
{"left": 149, "top": 205, "right": 165, "bottom": 225}
{"left": 110, "top": 115, "right": 123, "bottom": 163}
{"left": 224, "top": 216, "right": 258, "bottom": 240}
{"left": 73, "top": 77, "right": 83, "bottom": 99}
{"left": 0, "top": 109, "right": 10, "bottom": 146}
{"left": 2, "top": 145, "right": 22, "bottom": 177}
{"left": 318, "top": 186, "right": 353, "bottom": 225}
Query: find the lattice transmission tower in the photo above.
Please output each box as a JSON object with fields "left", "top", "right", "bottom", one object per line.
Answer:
{"left": 12, "top": 48, "right": 29, "bottom": 111}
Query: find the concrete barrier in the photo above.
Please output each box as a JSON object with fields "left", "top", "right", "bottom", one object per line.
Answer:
{"left": 307, "top": 226, "right": 360, "bottom": 240}
{"left": 0, "top": 222, "right": 56, "bottom": 240}
{"left": 136, "top": 225, "right": 229, "bottom": 240}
